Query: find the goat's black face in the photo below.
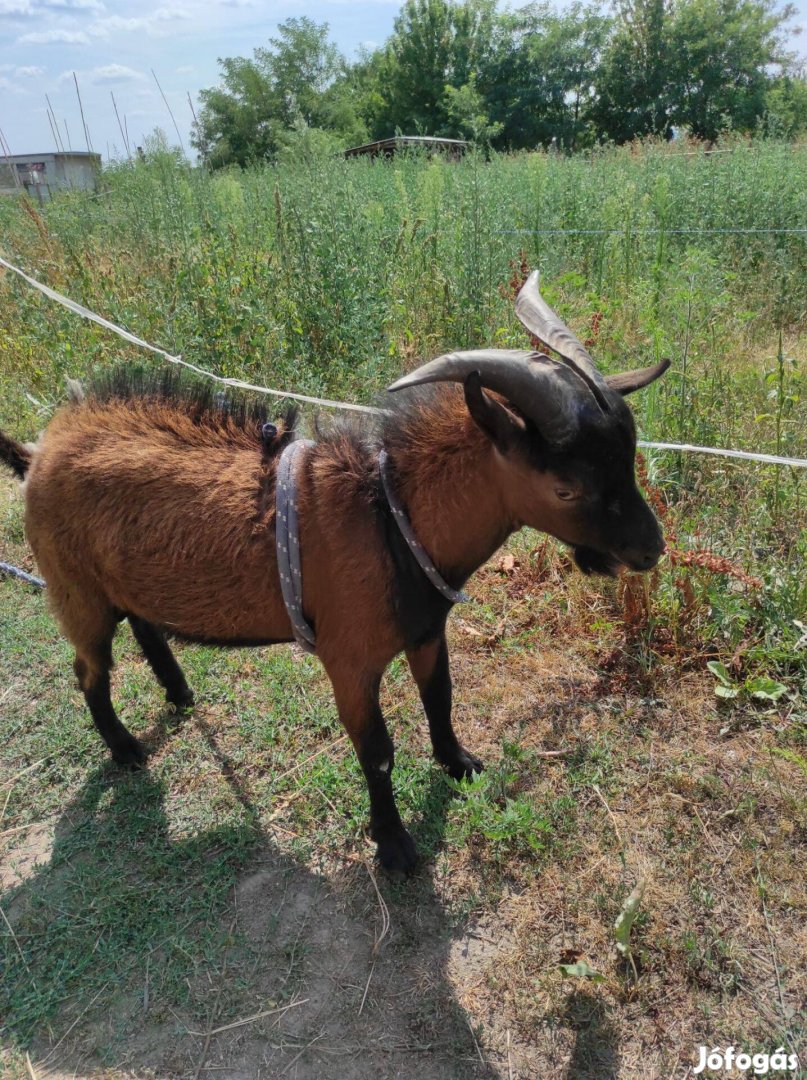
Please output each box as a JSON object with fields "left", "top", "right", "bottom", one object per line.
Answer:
{"left": 497, "top": 394, "right": 665, "bottom": 576}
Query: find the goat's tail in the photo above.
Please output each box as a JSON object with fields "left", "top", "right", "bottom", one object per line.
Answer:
{"left": 0, "top": 431, "right": 32, "bottom": 479}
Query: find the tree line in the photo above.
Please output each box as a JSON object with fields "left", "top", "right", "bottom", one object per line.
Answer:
{"left": 192, "top": 0, "right": 806, "bottom": 166}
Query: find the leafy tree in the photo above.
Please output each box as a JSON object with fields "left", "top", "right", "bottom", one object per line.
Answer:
{"left": 594, "top": 0, "right": 672, "bottom": 142}
{"left": 370, "top": 0, "right": 497, "bottom": 137}
{"left": 193, "top": 0, "right": 804, "bottom": 164}
{"left": 762, "top": 70, "right": 807, "bottom": 137}
{"left": 345, "top": 46, "right": 390, "bottom": 142}
{"left": 666, "top": 0, "right": 797, "bottom": 141}
{"left": 193, "top": 18, "right": 363, "bottom": 166}
{"left": 275, "top": 120, "right": 350, "bottom": 165}
{"left": 483, "top": 2, "right": 610, "bottom": 150}
{"left": 194, "top": 56, "right": 277, "bottom": 166}
{"left": 444, "top": 73, "right": 503, "bottom": 144}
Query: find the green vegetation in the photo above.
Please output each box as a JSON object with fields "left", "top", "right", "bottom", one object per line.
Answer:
{"left": 190, "top": 0, "right": 805, "bottom": 166}
{"left": 1, "top": 140, "right": 804, "bottom": 689}
{"left": 0, "top": 142, "right": 804, "bottom": 1076}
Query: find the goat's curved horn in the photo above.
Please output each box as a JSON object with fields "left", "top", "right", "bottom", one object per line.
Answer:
{"left": 515, "top": 271, "right": 610, "bottom": 411}
{"left": 606, "top": 357, "right": 670, "bottom": 395}
{"left": 387, "top": 348, "right": 596, "bottom": 444}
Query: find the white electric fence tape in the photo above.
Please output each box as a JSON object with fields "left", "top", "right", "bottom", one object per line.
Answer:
{"left": 1, "top": 253, "right": 805, "bottom": 469}
{"left": 636, "top": 441, "right": 804, "bottom": 467}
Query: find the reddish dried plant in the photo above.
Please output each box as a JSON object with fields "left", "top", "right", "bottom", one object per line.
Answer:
{"left": 584, "top": 311, "right": 602, "bottom": 349}
{"left": 597, "top": 455, "right": 765, "bottom": 686}
{"left": 501, "top": 250, "right": 530, "bottom": 302}
{"left": 667, "top": 549, "right": 762, "bottom": 589}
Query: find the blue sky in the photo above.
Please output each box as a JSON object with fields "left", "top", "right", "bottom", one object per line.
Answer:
{"left": 0, "top": 0, "right": 402, "bottom": 157}
{"left": 1, "top": 0, "right": 805, "bottom": 160}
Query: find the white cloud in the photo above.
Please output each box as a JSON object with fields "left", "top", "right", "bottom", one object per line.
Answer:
{"left": 1, "top": 0, "right": 102, "bottom": 11}
{"left": 0, "top": 0, "right": 32, "bottom": 14}
{"left": 176, "top": 64, "right": 194, "bottom": 74}
{"left": 152, "top": 5, "right": 189, "bottom": 19}
{"left": 59, "top": 63, "right": 144, "bottom": 83}
{"left": 88, "top": 15, "right": 145, "bottom": 34}
{"left": 90, "top": 62, "right": 143, "bottom": 83}
{"left": 89, "top": 7, "right": 189, "bottom": 37}
{"left": 16, "top": 64, "right": 45, "bottom": 75}
{"left": 40, "top": 0, "right": 104, "bottom": 9}
{"left": 17, "top": 27, "right": 89, "bottom": 42}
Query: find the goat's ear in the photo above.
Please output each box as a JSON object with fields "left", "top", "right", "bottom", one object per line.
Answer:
{"left": 463, "top": 372, "right": 526, "bottom": 448}
{"left": 606, "top": 358, "right": 670, "bottom": 396}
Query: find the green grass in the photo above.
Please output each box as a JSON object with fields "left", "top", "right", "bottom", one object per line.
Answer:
{"left": 0, "top": 138, "right": 805, "bottom": 1077}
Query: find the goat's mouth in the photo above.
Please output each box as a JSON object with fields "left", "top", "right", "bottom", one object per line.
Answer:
{"left": 568, "top": 542, "right": 665, "bottom": 577}
{"left": 572, "top": 545, "right": 623, "bottom": 577}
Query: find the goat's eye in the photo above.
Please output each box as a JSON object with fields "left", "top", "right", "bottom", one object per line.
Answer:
{"left": 555, "top": 488, "right": 578, "bottom": 501}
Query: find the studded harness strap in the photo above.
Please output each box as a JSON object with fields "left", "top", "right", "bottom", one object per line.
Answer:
{"left": 275, "top": 439, "right": 317, "bottom": 654}
{"left": 275, "top": 441, "right": 468, "bottom": 654}
{"left": 377, "top": 450, "right": 469, "bottom": 605}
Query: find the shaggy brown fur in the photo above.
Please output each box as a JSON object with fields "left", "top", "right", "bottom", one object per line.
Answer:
{"left": 0, "top": 367, "right": 664, "bottom": 875}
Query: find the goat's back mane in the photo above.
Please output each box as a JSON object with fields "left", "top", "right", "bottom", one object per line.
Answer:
{"left": 82, "top": 365, "right": 298, "bottom": 438}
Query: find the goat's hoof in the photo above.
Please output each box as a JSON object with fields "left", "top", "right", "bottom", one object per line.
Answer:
{"left": 374, "top": 828, "right": 418, "bottom": 879}
{"left": 112, "top": 736, "right": 147, "bottom": 769}
{"left": 167, "top": 687, "right": 194, "bottom": 710}
{"left": 440, "top": 746, "right": 484, "bottom": 781}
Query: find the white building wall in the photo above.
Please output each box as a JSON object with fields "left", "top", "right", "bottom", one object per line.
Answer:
{"left": 1, "top": 153, "right": 100, "bottom": 200}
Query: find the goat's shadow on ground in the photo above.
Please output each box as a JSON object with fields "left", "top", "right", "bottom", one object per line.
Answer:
{"left": 1, "top": 712, "right": 499, "bottom": 1080}
{"left": 562, "top": 990, "right": 620, "bottom": 1080}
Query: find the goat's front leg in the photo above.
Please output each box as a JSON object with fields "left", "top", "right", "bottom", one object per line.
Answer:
{"left": 325, "top": 663, "right": 417, "bottom": 877}
{"left": 406, "top": 634, "right": 483, "bottom": 780}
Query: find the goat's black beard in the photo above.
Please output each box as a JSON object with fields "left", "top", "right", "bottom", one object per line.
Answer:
{"left": 572, "top": 546, "right": 622, "bottom": 577}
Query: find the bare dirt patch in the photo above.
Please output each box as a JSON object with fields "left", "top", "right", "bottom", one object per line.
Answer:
{"left": 0, "top": 823, "right": 55, "bottom": 892}
{"left": 25, "top": 854, "right": 499, "bottom": 1079}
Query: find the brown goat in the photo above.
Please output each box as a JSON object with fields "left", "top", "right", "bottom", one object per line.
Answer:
{"left": 1, "top": 276, "right": 669, "bottom": 874}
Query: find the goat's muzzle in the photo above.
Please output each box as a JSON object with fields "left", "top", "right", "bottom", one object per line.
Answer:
{"left": 573, "top": 538, "right": 665, "bottom": 577}
{"left": 612, "top": 534, "right": 666, "bottom": 573}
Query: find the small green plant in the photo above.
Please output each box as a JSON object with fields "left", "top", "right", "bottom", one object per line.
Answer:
{"left": 447, "top": 745, "right": 559, "bottom": 863}
{"left": 614, "top": 877, "right": 647, "bottom": 980}
{"left": 558, "top": 960, "right": 604, "bottom": 982}
{"left": 707, "top": 661, "right": 788, "bottom": 703}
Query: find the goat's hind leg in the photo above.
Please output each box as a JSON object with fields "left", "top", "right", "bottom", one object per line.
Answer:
{"left": 75, "top": 654, "right": 146, "bottom": 767}
{"left": 129, "top": 616, "right": 194, "bottom": 709}
{"left": 63, "top": 600, "right": 146, "bottom": 768}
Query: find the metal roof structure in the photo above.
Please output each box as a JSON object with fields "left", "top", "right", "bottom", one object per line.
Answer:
{"left": 344, "top": 136, "right": 469, "bottom": 159}
{"left": 2, "top": 150, "right": 99, "bottom": 162}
